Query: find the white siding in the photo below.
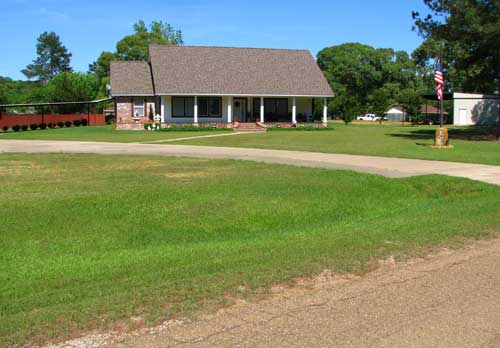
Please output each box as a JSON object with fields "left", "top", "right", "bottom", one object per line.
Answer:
{"left": 453, "top": 93, "right": 499, "bottom": 126}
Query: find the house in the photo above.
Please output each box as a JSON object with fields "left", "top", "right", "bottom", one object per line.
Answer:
{"left": 385, "top": 105, "right": 407, "bottom": 122}
{"left": 418, "top": 104, "right": 450, "bottom": 123}
{"left": 110, "top": 45, "right": 334, "bottom": 130}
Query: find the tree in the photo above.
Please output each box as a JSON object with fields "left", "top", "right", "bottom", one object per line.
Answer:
{"left": 370, "top": 88, "right": 391, "bottom": 124}
{"left": 40, "top": 72, "right": 99, "bottom": 113}
{"left": 397, "top": 89, "right": 423, "bottom": 122}
{"left": 115, "top": 20, "right": 183, "bottom": 61}
{"left": 89, "top": 20, "right": 183, "bottom": 98}
{"left": 88, "top": 51, "right": 116, "bottom": 81}
{"left": 317, "top": 43, "right": 422, "bottom": 118}
{"left": 333, "top": 93, "right": 361, "bottom": 125}
{"left": 412, "top": 0, "right": 500, "bottom": 94}
{"left": 0, "top": 76, "right": 40, "bottom": 105}
{"left": 22, "top": 32, "right": 72, "bottom": 84}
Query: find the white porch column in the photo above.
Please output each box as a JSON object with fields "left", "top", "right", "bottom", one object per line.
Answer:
{"left": 160, "top": 96, "right": 165, "bottom": 123}
{"left": 227, "top": 96, "right": 232, "bottom": 123}
{"left": 292, "top": 97, "right": 297, "bottom": 124}
{"left": 260, "top": 97, "right": 264, "bottom": 123}
{"left": 323, "top": 98, "right": 328, "bottom": 124}
{"left": 194, "top": 96, "right": 198, "bottom": 124}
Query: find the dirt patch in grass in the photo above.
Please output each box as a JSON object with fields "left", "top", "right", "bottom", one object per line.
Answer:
{"left": 153, "top": 172, "right": 210, "bottom": 179}
{"left": 0, "top": 160, "right": 42, "bottom": 174}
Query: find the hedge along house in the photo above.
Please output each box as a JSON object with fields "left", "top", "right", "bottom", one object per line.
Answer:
{"left": 110, "top": 45, "right": 334, "bottom": 130}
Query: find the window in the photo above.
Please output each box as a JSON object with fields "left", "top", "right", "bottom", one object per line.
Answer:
{"left": 172, "top": 96, "right": 221, "bottom": 118}
{"left": 253, "top": 98, "right": 289, "bottom": 121}
{"left": 172, "top": 97, "right": 195, "bottom": 117}
{"left": 133, "top": 98, "right": 144, "bottom": 117}
{"left": 198, "top": 97, "right": 208, "bottom": 116}
{"left": 198, "top": 97, "right": 222, "bottom": 117}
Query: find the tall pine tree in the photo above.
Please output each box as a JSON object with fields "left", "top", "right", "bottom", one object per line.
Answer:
{"left": 412, "top": 0, "right": 500, "bottom": 94}
{"left": 22, "top": 32, "right": 72, "bottom": 84}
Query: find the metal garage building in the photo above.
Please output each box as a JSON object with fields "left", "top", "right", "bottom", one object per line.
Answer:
{"left": 452, "top": 93, "right": 499, "bottom": 126}
{"left": 422, "top": 92, "right": 499, "bottom": 126}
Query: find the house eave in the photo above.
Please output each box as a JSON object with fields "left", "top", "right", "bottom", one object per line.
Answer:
{"left": 111, "top": 93, "right": 156, "bottom": 97}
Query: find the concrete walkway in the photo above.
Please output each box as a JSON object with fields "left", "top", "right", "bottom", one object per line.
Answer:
{"left": 147, "top": 131, "right": 256, "bottom": 143}
{"left": 45, "top": 238, "right": 500, "bottom": 348}
{"left": 1, "top": 139, "right": 499, "bottom": 185}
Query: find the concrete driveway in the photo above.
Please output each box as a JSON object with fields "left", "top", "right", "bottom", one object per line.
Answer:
{"left": 1, "top": 139, "right": 499, "bottom": 185}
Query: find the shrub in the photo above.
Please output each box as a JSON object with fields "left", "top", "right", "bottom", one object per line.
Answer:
{"left": 144, "top": 122, "right": 161, "bottom": 130}
{"left": 30, "top": 123, "right": 39, "bottom": 130}
{"left": 12, "top": 125, "right": 20, "bottom": 132}
{"left": 2, "top": 126, "right": 9, "bottom": 132}
{"left": 143, "top": 122, "right": 161, "bottom": 130}
{"left": 64, "top": 121, "right": 72, "bottom": 128}
{"left": 21, "top": 125, "right": 28, "bottom": 131}
{"left": 159, "top": 125, "right": 229, "bottom": 132}
{"left": 268, "top": 125, "right": 333, "bottom": 131}
{"left": 57, "top": 122, "right": 64, "bottom": 128}
{"left": 81, "top": 118, "right": 88, "bottom": 126}
{"left": 73, "top": 119, "right": 81, "bottom": 127}
{"left": 39, "top": 123, "right": 47, "bottom": 130}
{"left": 105, "top": 115, "right": 115, "bottom": 125}
{"left": 340, "top": 114, "right": 355, "bottom": 125}
{"left": 47, "top": 122, "right": 56, "bottom": 129}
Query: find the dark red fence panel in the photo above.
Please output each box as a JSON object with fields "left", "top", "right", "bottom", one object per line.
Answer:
{"left": 0, "top": 114, "right": 106, "bottom": 128}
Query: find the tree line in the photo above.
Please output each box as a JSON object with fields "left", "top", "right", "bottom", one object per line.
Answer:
{"left": 0, "top": 20, "right": 183, "bottom": 113}
{"left": 1, "top": 0, "right": 499, "bottom": 119}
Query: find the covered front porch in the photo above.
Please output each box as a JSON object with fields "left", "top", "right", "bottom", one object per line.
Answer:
{"left": 160, "top": 95, "right": 329, "bottom": 127}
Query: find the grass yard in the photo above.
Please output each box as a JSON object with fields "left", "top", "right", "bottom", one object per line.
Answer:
{"left": 177, "top": 124, "right": 500, "bottom": 165}
{"left": 2, "top": 124, "right": 499, "bottom": 165}
{"left": 0, "top": 125, "right": 231, "bottom": 143}
{"left": 1, "top": 153, "right": 499, "bottom": 347}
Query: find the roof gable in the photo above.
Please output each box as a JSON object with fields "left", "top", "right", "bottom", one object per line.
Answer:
{"left": 110, "top": 61, "right": 154, "bottom": 96}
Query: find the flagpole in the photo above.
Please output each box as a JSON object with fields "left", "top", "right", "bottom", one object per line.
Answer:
{"left": 439, "top": 48, "right": 444, "bottom": 129}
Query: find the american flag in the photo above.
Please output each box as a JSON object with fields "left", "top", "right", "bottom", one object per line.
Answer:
{"left": 434, "top": 62, "right": 444, "bottom": 100}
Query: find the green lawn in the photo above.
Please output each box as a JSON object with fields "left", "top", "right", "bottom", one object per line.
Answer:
{"left": 2, "top": 124, "right": 498, "bottom": 165}
{"left": 1, "top": 153, "right": 499, "bottom": 347}
{"left": 177, "top": 124, "right": 500, "bottom": 165}
{"left": 0, "top": 125, "right": 230, "bottom": 143}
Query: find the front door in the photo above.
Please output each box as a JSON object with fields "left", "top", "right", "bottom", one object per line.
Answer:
{"left": 459, "top": 109, "right": 467, "bottom": 125}
{"left": 233, "top": 98, "right": 247, "bottom": 122}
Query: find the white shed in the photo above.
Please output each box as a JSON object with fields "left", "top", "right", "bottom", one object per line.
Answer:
{"left": 385, "top": 105, "right": 407, "bottom": 122}
{"left": 453, "top": 93, "right": 499, "bottom": 126}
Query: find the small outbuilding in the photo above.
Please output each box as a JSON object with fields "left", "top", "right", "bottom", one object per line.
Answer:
{"left": 452, "top": 93, "right": 499, "bottom": 126}
{"left": 385, "top": 105, "right": 407, "bottom": 122}
{"left": 422, "top": 92, "right": 499, "bottom": 126}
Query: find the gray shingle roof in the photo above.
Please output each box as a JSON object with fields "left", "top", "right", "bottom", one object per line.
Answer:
{"left": 110, "top": 61, "right": 154, "bottom": 96}
{"left": 110, "top": 45, "right": 334, "bottom": 97}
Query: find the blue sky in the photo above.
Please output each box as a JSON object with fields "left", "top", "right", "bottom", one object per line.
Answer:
{"left": 0, "top": 0, "right": 429, "bottom": 80}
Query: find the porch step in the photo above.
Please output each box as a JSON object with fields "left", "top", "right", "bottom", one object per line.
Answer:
{"left": 234, "top": 122, "right": 267, "bottom": 132}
